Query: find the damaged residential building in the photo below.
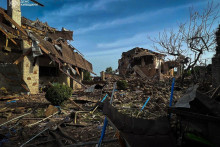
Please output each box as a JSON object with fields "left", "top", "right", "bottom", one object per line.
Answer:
{"left": 118, "top": 47, "right": 179, "bottom": 78}
{"left": 0, "top": 0, "right": 93, "bottom": 94}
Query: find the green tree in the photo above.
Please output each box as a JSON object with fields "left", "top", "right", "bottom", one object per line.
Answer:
{"left": 117, "top": 80, "right": 128, "bottom": 90}
{"left": 105, "top": 67, "right": 113, "bottom": 74}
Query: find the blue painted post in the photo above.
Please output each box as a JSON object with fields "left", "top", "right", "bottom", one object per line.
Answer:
{"left": 97, "top": 117, "right": 108, "bottom": 147}
{"left": 101, "top": 94, "right": 108, "bottom": 103}
{"left": 140, "top": 97, "right": 150, "bottom": 112}
{"left": 6, "top": 100, "right": 17, "bottom": 104}
{"left": 97, "top": 83, "right": 116, "bottom": 147}
{"left": 169, "top": 78, "right": 175, "bottom": 107}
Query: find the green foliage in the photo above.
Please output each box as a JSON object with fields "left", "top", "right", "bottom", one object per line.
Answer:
{"left": 45, "top": 83, "right": 72, "bottom": 106}
{"left": 105, "top": 67, "right": 113, "bottom": 74}
{"left": 117, "top": 80, "right": 128, "bottom": 90}
{"left": 193, "top": 66, "right": 201, "bottom": 73}
{"left": 83, "top": 70, "right": 92, "bottom": 81}
{"left": 186, "top": 70, "right": 191, "bottom": 77}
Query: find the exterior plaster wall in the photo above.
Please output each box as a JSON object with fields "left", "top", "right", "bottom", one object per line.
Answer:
{"left": 7, "top": 0, "right": 21, "bottom": 26}
{"left": 22, "top": 40, "right": 39, "bottom": 94}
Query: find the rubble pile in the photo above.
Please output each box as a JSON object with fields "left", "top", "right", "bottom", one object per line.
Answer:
{"left": 0, "top": 73, "right": 218, "bottom": 146}
{"left": 102, "top": 76, "right": 187, "bottom": 119}
{"left": 0, "top": 92, "right": 118, "bottom": 146}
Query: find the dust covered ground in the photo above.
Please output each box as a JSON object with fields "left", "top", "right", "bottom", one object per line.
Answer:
{"left": 0, "top": 76, "right": 194, "bottom": 147}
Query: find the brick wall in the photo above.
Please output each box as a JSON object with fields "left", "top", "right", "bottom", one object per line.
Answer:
{"left": 22, "top": 40, "right": 39, "bottom": 94}
{"left": 7, "top": 0, "right": 21, "bottom": 26}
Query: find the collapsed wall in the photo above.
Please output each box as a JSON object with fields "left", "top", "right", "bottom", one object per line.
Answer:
{"left": 118, "top": 47, "right": 178, "bottom": 78}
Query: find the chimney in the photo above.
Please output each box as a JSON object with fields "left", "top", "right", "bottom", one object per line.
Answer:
{"left": 7, "top": 0, "right": 21, "bottom": 26}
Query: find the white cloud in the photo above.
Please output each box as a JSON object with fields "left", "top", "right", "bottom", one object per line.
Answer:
{"left": 75, "top": 2, "right": 206, "bottom": 34}
{"left": 83, "top": 27, "right": 177, "bottom": 58}
{"left": 92, "top": 0, "right": 126, "bottom": 10}
{"left": 97, "top": 33, "right": 148, "bottom": 49}
{"left": 85, "top": 47, "right": 128, "bottom": 57}
{"left": 40, "top": 0, "right": 126, "bottom": 21}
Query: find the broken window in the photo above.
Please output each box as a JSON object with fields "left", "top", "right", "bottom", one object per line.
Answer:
{"left": 144, "top": 56, "right": 154, "bottom": 65}
{"left": 133, "top": 58, "right": 142, "bottom": 65}
{"left": 39, "top": 66, "right": 59, "bottom": 77}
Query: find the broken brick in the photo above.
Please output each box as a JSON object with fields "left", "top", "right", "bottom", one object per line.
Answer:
{"left": 32, "top": 82, "right": 37, "bottom": 86}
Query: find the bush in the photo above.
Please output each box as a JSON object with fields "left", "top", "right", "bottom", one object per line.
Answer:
{"left": 105, "top": 67, "right": 113, "bottom": 74}
{"left": 117, "top": 80, "right": 128, "bottom": 90}
{"left": 45, "top": 83, "right": 72, "bottom": 106}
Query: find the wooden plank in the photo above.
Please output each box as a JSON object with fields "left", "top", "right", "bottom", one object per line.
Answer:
{"left": 22, "top": 25, "right": 44, "bottom": 34}
{"left": 211, "top": 85, "right": 220, "bottom": 99}
{"left": 0, "top": 9, "right": 27, "bottom": 36}
{"left": 59, "top": 66, "right": 86, "bottom": 88}
{"left": 133, "top": 65, "right": 147, "bottom": 79}
{"left": 0, "top": 27, "right": 17, "bottom": 45}
{"left": 0, "top": 96, "right": 20, "bottom": 100}
{"left": 21, "top": 84, "right": 30, "bottom": 92}
{"left": 13, "top": 48, "right": 32, "bottom": 65}
{"left": 75, "top": 67, "right": 80, "bottom": 75}
{"left": 38, "top": 44, "right": 50, "bottom": 54}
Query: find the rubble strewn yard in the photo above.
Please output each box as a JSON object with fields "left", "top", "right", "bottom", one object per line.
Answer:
{"left": 1, "top": 0, "right": 220, "bottom": 147}
{"left": 0, "top": 75, "right": 186, "bottom": 146}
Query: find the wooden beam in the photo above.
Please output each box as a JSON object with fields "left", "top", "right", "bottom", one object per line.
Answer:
{"left": 0, "top": 27, "right": 17, "bottom": 45}
{"left": 13, "top": 48, "right": 32, "bottom": 65}
{"left": 59, "top": 65, "right": 86, "bottom": 88}
{"left": 75, "top": 67, "right": 80, "bottom": 75}
{"left": 22, "top": 25, "right": 44, "bottom": 34}
{"left": 38, "top": 44, "right": 50, "bottom": 54}
{"left": 30, "top": 0, "right": 44, "bottom": 7}
{"left": 0, "top": 9, "right": 27, "bottom": 36}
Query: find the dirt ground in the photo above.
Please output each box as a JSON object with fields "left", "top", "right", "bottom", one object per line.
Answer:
{"left": 0, "top": 76, "right": 192, "bottom": 147}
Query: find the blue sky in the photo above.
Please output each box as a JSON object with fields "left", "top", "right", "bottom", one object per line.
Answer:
{"left": 0, "top": 0, "right": 219, "bottom": 74}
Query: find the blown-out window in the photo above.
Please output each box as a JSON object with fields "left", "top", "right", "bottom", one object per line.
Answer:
{"left": 39, "top": 66, "right": 59, "bottom": 77}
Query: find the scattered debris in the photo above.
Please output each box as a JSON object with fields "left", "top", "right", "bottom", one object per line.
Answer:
{"left": 0, "top": 1, "right": 219, "bottom": 147}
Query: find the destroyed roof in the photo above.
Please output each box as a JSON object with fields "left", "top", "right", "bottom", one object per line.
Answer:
{"left": 0, "top": 7, "right": 93, "bottom": 73}
{"left": 47, "top": 31, "right": 73, "bottom": 41}
{"left": 133, "top": 50, "right": 155, "bottom": 58}
{"left": 0, "top": 8, "right": 27, "bottom": 39}
{"left": 30, "top": 32, "right": 92, "bottom": 72}
{"left": 122, "top": 47, "right": 166, "bottom": 57}
{"left": 21, "top": 17, "right": 73, "bottom": 40}
{"left": 21, "top": 17, "right": 56, "bottom": 32}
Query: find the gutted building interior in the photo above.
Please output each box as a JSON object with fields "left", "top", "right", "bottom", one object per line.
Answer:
{"left": 118, "top": 47, "right": 179, "bottom": 78}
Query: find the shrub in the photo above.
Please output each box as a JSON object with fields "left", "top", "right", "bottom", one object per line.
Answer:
{"left": 117, "top": 80, "right": 128, "bottom": 90}
{"left": 105, "top": 67, "right": 113, "bottom": 74}
{"left": 45, "top": 83, "right": 72, "bottom": 106}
